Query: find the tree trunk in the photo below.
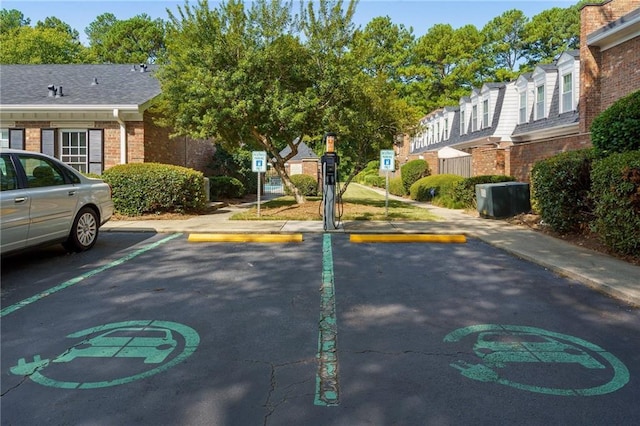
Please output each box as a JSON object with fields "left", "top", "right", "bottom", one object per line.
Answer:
{"left": 271, "top": 155, "right": 306, "bottom": 204}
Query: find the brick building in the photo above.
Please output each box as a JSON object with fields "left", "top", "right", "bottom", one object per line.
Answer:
{"left": 0, "top": 64, "right": 214, "bottom": 174}
{"left": 400, "top": 0, "right": 640, "bottom": 182}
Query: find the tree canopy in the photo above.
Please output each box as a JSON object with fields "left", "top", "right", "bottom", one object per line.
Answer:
{"left": 157, "top": 0, "right": 419, "bottom": 202}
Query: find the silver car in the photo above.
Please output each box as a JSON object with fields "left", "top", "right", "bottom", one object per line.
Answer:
{"left": 1, "top": 149, "right": 114, "bottom": 255}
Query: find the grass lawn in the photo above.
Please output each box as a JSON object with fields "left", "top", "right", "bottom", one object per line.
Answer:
{"left": 230, "top": 184, "right": 440, "bottom": 221}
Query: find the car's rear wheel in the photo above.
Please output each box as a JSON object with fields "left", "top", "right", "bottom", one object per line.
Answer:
{"left": 64, "top": 207, "right": 99, "bottom": 252}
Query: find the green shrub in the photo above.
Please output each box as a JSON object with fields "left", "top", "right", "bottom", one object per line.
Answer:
{"left": 389, "top": 176, "right": 406, "bottom": 196}
{"left": 590, "top": 150, "right": 640, "bottom": 255}
{"left": 530, "top": 149, "right": 596, "bottom": 233}
{"left": 410, "top": 174, "right": 465, "bottom": 207}
{"left": 452, "top": 175, "right": 516, "bottom": 209}
{"left": 363, "top": 174, "right": 385, "bottom": 187}
{"left": 209, "top": 176, "right": 245, "bottom": 199}
{"left": 102, "top": 163, "right": 207, "bottom": 216}
{"left": 355, "top": 160, "right": 380, "bottom": 184}
{"left": 208, "top": 147, "right": 256, "bottom": 192}
{"left": 401, "top": 159, "right": 430, "bottom": 193}
{"left": 590, "top": 90, "right": 640, "bottom": 156}
{"left": 285, "top": 174, "right": 318, "bottom": 196}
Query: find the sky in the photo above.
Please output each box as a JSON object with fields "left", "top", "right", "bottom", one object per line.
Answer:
{"left": 4, "top": 0, "right": 578, "bottom": 45}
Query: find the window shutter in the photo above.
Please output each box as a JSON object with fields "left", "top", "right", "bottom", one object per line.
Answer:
{"left": 41, "top": 129, "right": 57, "bottom": 157}
{"left": 9, "top": 129, "right": 24, "bottom": 150}
{"left": 88, "top": 129, "right": 104, "bottom": 174}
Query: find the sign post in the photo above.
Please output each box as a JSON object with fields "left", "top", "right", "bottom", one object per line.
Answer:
{"left": 252, "top": 151, "right": 267, "bottom": 218}
{"left": 379, "top": 150, "right": 396, "bottom": 217}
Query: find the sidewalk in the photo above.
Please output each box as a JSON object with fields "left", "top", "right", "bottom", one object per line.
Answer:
{"left": 102, "top": 189, "right": 640, "bottom": 307}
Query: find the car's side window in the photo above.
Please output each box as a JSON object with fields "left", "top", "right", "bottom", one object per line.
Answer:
{"left": 20, "top": 156, "right": 66, "bottom": 188}
{"left": 0, "top": 155, "right": 18, "bottom": 191}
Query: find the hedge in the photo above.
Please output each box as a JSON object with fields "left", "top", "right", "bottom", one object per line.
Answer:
{"left": 409, "top": 174, "right": 465, "bottom": 207}
{"left": 590, "top": 150, "right": 640, "bottom": 255}
{"left": 102, "top": 163, "right": 207, "bottom": 216}
{"left": 530, "top": 149, "right": 596, "bottom": 233}
{"left": 590, "top": 90, "right": 640, "bottom": 156}
{"left": 401, "top": 159, "right": 430, "bottom": 193}
{"left": 451, "top": 175, "right": 516, "bottom": 209}
{"left": 285, "top": 174, "right": 319, "bottom": 196}
{"left": 209, "top": 176, "right": 245, "bottom": 199}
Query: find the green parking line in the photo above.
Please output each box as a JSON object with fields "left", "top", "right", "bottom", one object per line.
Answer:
{"left": 315, "top": 233, "right": 339, "bottom": 406}
{"left": 0, "top": 234, "right": 182, "bottom": 318}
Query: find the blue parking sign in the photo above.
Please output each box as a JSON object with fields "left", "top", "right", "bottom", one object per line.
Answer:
{"left": 252, "top": 151, "right": 267, "bottom": 172}
{"left": 380, "top": 150, "right": 395, "bottom": 171}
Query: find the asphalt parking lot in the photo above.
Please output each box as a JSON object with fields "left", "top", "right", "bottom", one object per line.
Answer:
{"left": 2, "top": 232, "right": 639, "bottom": 425}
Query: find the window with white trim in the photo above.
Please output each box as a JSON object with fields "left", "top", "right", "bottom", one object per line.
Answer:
{"left": 536, "top": 85, "right": 545, "bottom": 119}
{"left": 472, "top": 105, "right": 478, "bottom": 131}
{"left": 519, "top": 92, "right": 527, "bottom": 124}
{"left": 0, "top": 129, "right": 8, "bottom": 149}
{"left": 562, "top": 73, "right": 573, "bottom": 113}
{"left": 460, "top": 111, "right": 465, "bottom": 135}
{"left": 444, "top": 118, "right": 449, "bottom": 139}
{"left": 482, "top": 99, "right": 489, "bottom": 128}
{"left": 61, "top": 130, "right": 88, "bottom": 172}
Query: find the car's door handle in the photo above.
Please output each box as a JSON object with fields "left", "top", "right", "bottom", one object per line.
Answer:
{"left": 68, "top": 190, "right": 77, "bottom": 197}
{"left": 14, "top": 197, "right": 28, "bottom": 203}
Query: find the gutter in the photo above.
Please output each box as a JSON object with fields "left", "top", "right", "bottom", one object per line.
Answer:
{"left": 113, "top": 108, "right": 127, "bottom": 164}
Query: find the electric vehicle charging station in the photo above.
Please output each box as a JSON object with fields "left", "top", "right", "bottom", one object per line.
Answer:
{"left": 321, "top": 132, "right": 340, "bottom": 231}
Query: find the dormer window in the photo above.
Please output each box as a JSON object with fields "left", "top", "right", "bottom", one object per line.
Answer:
{"left": 444, "top": 117, "right": 449, "bottom": 139}
{"left": 460, "top": 110, "right": 465, "bottom": 135}
{"left": 562, "top": 73, "right": 573, "bottom": 112}
{"left": 519, "top": 91, "right": 527, "bottom": 123}
{"left": 536, "top": 85, "right": 545, "bottom": 119}
{"left": 472, "top": 105, "right": 478, "bottom": 131}
{"left": 482, "top": 99, "right": 489, "bottom": 128}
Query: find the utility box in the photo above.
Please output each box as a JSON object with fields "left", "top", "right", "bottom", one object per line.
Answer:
{"left": 476, "top": 182, "right": 531, "bottom": 219}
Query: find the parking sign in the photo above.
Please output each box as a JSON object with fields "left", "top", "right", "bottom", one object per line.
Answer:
{"left": 380, "top": 150, "right": 395, "bottom": 171}
{"left": 252, "top": 151, "right": 267, "bottom": 172}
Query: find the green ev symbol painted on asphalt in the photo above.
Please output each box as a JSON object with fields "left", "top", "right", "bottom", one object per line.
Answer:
{"left": 10, "top": 320, "right": 199, "bottom": 389}
{"left": 444, "top": 324, "right": 629, "bottom": 396}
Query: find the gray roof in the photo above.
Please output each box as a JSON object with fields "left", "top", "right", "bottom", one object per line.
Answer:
{"left": 279, "top": 140, "right": 319, "bottom": 161}
{"left": 0, "top": 64, "right": 161, "bottom": 106}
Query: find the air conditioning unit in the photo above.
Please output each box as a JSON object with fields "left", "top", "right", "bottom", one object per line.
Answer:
{"left": 476, "top": 182, "right": 531, "bottom": 219}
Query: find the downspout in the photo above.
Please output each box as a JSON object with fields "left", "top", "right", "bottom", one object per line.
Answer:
{"left": 113, "top": 108, "right": 127, "bottom": 164}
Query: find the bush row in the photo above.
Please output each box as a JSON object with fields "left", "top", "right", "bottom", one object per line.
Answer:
{"left": 532, "top": 149, "right": 640, "bottom": 255}
{"left": 285, "top": 174, "right": 319, "bottom": 196}
{"left": 102, "top": 163, "right": 207, "bottom": 216}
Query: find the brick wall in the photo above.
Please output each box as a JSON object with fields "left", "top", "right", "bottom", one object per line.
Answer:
{"left": 143, "top": 112, "right": 215, "bottom": 173}
{"left": 580, "top": 0, "right": 640, "bottom": 133}
{"left": 599, "top": 35, "right": 640, "bottom": 111}
{"left": 471, "top": 147, "right": 506, "bottom": 176}
{"left": 509, "top": 134, "right": 591, "bottom": 182}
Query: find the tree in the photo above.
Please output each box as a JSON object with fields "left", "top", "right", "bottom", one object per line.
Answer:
{"left": 0, "top": 8, "right": 30, "bottom": 35}
{"left": 410, "top": 23, "right": 484, "bottom": 112}
{"left": 523, "top": 6, "right": 579, "bottom": 67}
{"left": 481, "top": 9, "right": 528, "bottom": 74}
{"left": 86, "top": 13, "right": 165, "bottom": 63}
{"left": 36, "top": 16, "right": 80, "bottom": 42}
{"left": 0, "top": 25, "right": 85, "bottom": 64}
{"left": 350, "top": 16, "right": 416, "bottom": 104}
{"left": 157, "top": 0, "right": 418, "bottom": 203}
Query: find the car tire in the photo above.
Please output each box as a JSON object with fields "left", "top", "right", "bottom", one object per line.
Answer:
{"left": 64, "top": 207, "right": 99, "bottom": 252}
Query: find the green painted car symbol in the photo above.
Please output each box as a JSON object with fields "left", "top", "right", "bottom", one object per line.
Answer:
{"left": 54, "top": 327, "right": 177, "bottom": 364}
{"left": 473, "top": 331, "right": 605, "bottom": 369}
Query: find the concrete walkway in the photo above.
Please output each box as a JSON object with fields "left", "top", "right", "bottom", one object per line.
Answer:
{"left": 102, "top": 187, "right": 640, "bottom": 307}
